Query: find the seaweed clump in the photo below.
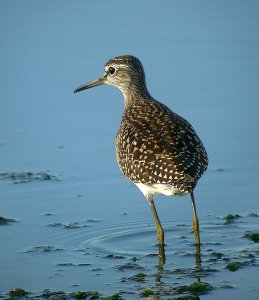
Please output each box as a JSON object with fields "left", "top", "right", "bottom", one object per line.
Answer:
{"left": 0, "top": 171, "right": 58, "bottom": 184}
{"left": 244, "top": 232, "right": 259, "bottom": 243}
{"left": 226, "top": 261, "right": 244, "bottom": 272}
{"left": 186, "top": 282, "right": 213, "bottom": 295}
{"left": 131, "top": 272, "right": 147, "bottom": 282}
{"left": 9, "top": 288, "right": 29, "bottom": 297}
{"left": 0, "top": 216, "right": 17, "bottom": 225}
{"left": 224, "top": 214, "right": 241, "bottom": 224}
{"left": 72, "top": 291, "right": 101, "bottom": 299}
{"left": 140, "top": 288, "right": 154, "bottom": 297}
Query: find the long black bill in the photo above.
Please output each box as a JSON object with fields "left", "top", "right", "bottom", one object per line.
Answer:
{"left": 74, "top": 75, "right": 106, "bottom": 93}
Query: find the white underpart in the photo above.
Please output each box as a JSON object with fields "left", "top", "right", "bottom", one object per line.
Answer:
{"left": 135, "top": 182, "right": 188, "bottom": 199}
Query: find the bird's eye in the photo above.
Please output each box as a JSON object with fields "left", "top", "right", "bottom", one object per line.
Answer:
{"left": 108, "top": 67, "right": 116, "bottom": 75}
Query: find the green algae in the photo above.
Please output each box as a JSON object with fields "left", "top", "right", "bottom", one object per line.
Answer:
{"left": 26, "top": 246, "right": 63, "bottom": 253}
{"left": 9, "top": 288, "right": 29, "bottom": 297}
{"left": 226, "top": 261, "right": 244, "bottom": 272}
{"left": 166, "top": 296, "right": 200, "bottom": 300}
{"left": 72, "top": 291, "right": 101, "bottom": 300}
{"left": 249, "top": 213, "right": 259, "bottom": 217}
{"left": 103, "top": 294, "right": 123, "bottom": 300}
{"left": 0, "top": 171, "right": 58, "bottom": 184}
{"left": 186, "top": 282, "right": 213, "bottom": 295}
{"left": 42, "top": 290, "right": 68, "bottom": 299}
{"left": 211, "top": 252, "right": 223, "bottom": 260}
{"left": 140, "top": 288, "right": 154, "bottom": 297}
{"left": 73, "top": 291, "right": 89, "bottom": 299}
{"left": 244, "top": 232, "right": 259, "bottom": 243}
{"left": 115, "top": 262, "right": 145, "bottom": 271}
{"left": 0, "top": 216, "right": 17, "bottom": 225}
{"left": 224, "top": 214, "right": 241, "bottom": 224}
{"left": 41, "top": 290, "right": 102, "bottom": 300}
{"left": 138, "top": 281, "right": 213, "bottom": 298}
{"left": 131, "top": 272, "right": 147, "bottom": 282}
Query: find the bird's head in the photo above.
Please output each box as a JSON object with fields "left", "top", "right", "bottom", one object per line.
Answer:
{"left": 74, "top": 55, "right": 147, "bottom": 95}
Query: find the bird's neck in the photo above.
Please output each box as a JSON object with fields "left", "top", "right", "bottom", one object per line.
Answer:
{"left": 121, "top": 85, "right": 152, "bottom": 108}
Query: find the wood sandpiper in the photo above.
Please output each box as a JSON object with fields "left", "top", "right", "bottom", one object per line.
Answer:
{"left": 74, "top": 55, "right": 208, "bottom": 253}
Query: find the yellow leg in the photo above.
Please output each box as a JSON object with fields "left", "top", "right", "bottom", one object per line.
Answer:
{"left": 147, "top": 195, "right": 164, "bottom": 246}
{"left": 191, "top": 192, "right": 201, "bottom": 245}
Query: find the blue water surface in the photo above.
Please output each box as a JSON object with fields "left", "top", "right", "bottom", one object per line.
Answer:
{"left": 0, "top": 1, "right": 259, "bottom": 299}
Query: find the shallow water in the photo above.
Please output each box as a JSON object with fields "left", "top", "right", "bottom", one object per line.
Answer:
{"left": 1, "top": 0, "right": 259, "bottom": 299}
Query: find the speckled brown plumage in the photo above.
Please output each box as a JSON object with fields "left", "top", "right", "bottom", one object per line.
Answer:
{"left": 116, "top": 98, "right": 208, "bottom": 194}
{"left": 74, "top": 55, "right": 208, "bottom": 251}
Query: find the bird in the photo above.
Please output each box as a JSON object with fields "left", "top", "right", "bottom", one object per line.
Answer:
{"left": 74, "top": 55, "right": 208, "bottom": 249}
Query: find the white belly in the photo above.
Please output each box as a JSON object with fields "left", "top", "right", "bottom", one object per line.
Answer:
{"left": 135, "top": 182, "right": 188, "bottom": 198}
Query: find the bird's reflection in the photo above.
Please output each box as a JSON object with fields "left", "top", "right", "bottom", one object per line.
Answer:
{"left": 195, "top": 243, "right": 202, "bottom": 265}
{"left": 155, "top": 242, "right": 202, "bottom": 280}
